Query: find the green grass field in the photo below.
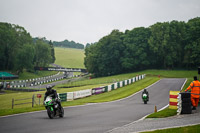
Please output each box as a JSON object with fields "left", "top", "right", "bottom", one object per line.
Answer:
{"left": 54, "top": 47, "right": 85, "bottom": 68}
{"left": 142, "top": 124, "right": 200, "bottom": 133}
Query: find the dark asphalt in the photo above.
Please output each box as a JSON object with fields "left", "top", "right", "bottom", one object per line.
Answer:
{"left": 0, "top": 78, "right": 186, "bottom": 133}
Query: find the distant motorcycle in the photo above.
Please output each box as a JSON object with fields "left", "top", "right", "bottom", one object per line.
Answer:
{"left": 44, "top": 96, "right": 64, "bottom": 119}
{"left": 142, "top": 93, "right": 148, "bottom": 104}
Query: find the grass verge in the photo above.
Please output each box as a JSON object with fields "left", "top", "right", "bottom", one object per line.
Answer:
{"left": 142, "top": 124, "right": 200, "bottom": 133}
{"left": 146, "top": 108, "right": 177, "bottom": 118}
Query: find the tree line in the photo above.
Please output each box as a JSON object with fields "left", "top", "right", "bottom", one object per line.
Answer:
{"left": 34, "top": 37, "right": 85, "bottom": 49}
{"left": 0, "top": 23, "right": 55, "bottom": 74}
{"left": 53, "top": 40, "right": 84, "bottom": 49}
{"left": 84, "top": 17, "right": 200, "bottom": 77}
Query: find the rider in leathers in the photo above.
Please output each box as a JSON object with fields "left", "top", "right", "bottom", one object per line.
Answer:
{"left": 44, "top": 85, "right": 61, "bottom": 108}
{"left": 142, "top": 89, "right": 149, "bottom": 101}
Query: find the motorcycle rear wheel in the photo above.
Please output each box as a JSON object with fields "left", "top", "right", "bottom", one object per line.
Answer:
{"left": 59, "top": 107, "right": 64, "bottom": 118}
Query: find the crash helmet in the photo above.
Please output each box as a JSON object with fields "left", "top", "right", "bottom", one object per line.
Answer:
{"left": 46, "top": 85, "right": 52, "bottom": 92}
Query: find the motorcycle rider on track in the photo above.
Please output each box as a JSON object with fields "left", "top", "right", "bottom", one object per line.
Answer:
{"left": 44, "top": 85, "right": 61, "bottom": 108}
{"left": 142, "top": 89, "right": 149, "bottom": 101}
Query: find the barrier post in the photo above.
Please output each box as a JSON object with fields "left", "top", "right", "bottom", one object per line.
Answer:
{"left": 32, "top": 95, "right": 34, "bottom": 107}
{"left": 12, "top": 98, "right": 14, "bottom": 109}
{"left": 154, "top": 106, "right": 157, "bottom": 113}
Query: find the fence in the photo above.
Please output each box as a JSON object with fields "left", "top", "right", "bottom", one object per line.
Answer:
{"left": 12, "top": 95, "right": 35, "bottom": 109}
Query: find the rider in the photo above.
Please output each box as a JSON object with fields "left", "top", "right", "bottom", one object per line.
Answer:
{"left": 142, "top": 89, "right": 149, "bottom": 101}
{"left": 44, "top": 85, "right": 61, "bottom": 108}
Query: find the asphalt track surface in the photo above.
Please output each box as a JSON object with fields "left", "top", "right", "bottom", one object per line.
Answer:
{"left": 0, "top": 78, "right": 186, "bottom": 133}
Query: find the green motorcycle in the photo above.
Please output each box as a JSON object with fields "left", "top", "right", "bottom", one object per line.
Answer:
{"left": 142, "top": 93, "right": 148, "bottom": 104}
{"left": 44, "top": 96, "right": 64, "bottom": 119}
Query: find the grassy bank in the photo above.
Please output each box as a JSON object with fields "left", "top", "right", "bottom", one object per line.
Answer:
{"left": 146, "top": 108, "right": 177, "bottom": 118}
{"left": 54, "top": 47, "right": 85, "bottom": 68}
{"left": 142, "top": 124, "right": 200, "bottom": 133}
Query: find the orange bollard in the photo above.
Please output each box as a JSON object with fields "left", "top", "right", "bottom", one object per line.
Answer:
{"left": 154, "top": 106, "right": 157, "bottom": 113}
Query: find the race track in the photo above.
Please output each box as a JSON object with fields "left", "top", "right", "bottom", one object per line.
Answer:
{"left": 0, "top": 78, "right": 186, "bottom": 133}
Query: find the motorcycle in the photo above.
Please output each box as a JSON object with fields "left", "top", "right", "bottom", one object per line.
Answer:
{"left": 44, "top": 96, "right": 64, "bottom": 119}
{"left": 142, "top": 93, "right": 148, "bottom": 104}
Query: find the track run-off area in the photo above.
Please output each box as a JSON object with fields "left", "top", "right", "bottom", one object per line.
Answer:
{"left": 0, "top": 78, "right": 186, "bottom": 133}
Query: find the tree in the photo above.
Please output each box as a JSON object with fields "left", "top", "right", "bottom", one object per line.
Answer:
{"left": 34, "top": 40, "right": 52, "bottom": 67}
{"left": 84, "top": 30, "right": 124, "bottom": 76}
{"left": 49, "top": 40, "right": 56, "bottom": 63}
{"left": 184, "top": 17, "right": 200, "bottom": 69}
{"left": 84, "top": 17, "right": 200, "bottom": 77}
{"left": 0, "top": 22, "right": 33, "bottom": 72}
{"left": 15, "top": 44, "right": 35, "bottom": 74}
{"left": 122, "top": 27, "right": 151, "bottom": 71}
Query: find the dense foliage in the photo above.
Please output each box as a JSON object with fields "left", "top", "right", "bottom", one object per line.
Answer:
{"left": 53, "top": 40, "right": 84, "bottom": 49}
{"left": 84, "top": 17, "right": 200, "bottom": 77}
{"left": 0, "top": 23, "right": 55, "bottom": 74}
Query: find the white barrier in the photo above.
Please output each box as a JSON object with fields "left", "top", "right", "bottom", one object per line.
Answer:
{"left": 114, "top": 83, "right": 118, "bottom": 89}
{"left": 120, "top": 81, "right": 123, "bottom": 87}
{"left": 125, "top": 80, "right": 127, "bottom": 85}
{"left": 129, "top": 79, "right": 132, "bottom": 84}
{"left": 67, "top": 92, "right": 74, "bottom": 101}
{"left": 73, "top": 89, "right": 92, "bottom": 99}
{"left": 107, "top": 85, "right": 112, "bottom": 92}
{"left": 136, "top": 76, "right": 138, "bottom": 81}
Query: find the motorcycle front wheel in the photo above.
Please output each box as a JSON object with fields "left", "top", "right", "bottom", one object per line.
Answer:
{"left": 47, "top": 107, "right": 54, "bottom": 119}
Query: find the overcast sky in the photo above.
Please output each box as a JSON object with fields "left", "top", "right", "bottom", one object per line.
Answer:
{"left": 0, "top": 0, "right": 200, "bottom": 45}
